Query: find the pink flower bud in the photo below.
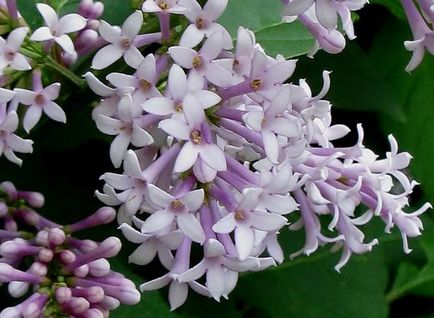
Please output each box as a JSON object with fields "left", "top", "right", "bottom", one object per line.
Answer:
{"left": 73, "top": 264, "right": 89, "bottom": 278}
{"left": 88, "top": 259, "right": 110, "bottom": 277}
{"left": 58, "top": 250, "right": 76, "bottom": 264}
{"left": 8, "top": 281, "right": 29, "bottom": 298}
{"left": 38, "top": 248, "right": 54, "bottom": 263}
{"left": 48, "top": 228, "right": 66, "bottom": 246}
{"left": 55, "top": 287, "right": 72, "bottom": 304}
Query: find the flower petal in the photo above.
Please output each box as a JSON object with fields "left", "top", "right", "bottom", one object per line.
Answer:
{"left": 129, "top": 243, "right": 157, "bottom": 265}
{"left": 199, "top": 144, "right": 226, "bottom": 171}
{"left": 58, "top": 13, "right": 87, "bottom": 34}
{"left": 180, "top": 189, "right": 204, "bottom": 212}
{"left": 179, "top": 24, "right": 204, "bottom": 48}
{"left": 43, "top": 102, "right": 66, "bottom": 123}
{"left": 23, "top": 106, "right": 42, "bottom": 133}
{"left": 147, "top": 184, "right": 173, "bottom": 208}
{"left": 111, "top": 133, "right": 131, "bottom": 168}
{"left": 54, "top": 34, "right": 75, "bottom": 55}
{"left": 212, "top": 213, "right": 236, "bottom": 234}
{"left": 92, "top": 44, "right": 124, "bottom": 70}
{"left": 250, "top": 211, "right": 287, "bottom": 231}
{"left": 235, "top": 226, "right": 254, "bottom": 260}
{"left": 36, "top": 3, "right": 58, "bottom": 27}
{"left": 142, "top": 97, "right": 174, "bottom": 116}
{"left": 177, "top": 213, "right": 205, "bottom": 243}
{"left": 30, "top": 27, "right": 54, "bottom": 41}
{"left": 168, "top": 64, "right": 188, "bottom": 101}
{"left": 168, "top": 46, "right": 196, "bottom": 69}
{"left": 122, "top": 11, "right": 143, "bottom": 39}
{"left": 174, "top": 142, "right": 199, "bottom": 172}
{"left": 140, "top": 209, "right": 175, "bottom": 233}
{"left": 158, "top": 119, "right": 190, "bottom": 140}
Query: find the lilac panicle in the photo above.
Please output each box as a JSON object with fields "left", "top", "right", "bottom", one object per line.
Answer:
{"left": 86, "top": 1, "right": 432, "bottom": 309}
{"left": 0, "top": 181, "right": 140, "bottom": 317}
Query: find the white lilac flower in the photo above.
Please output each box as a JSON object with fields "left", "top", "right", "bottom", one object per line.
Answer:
{"left": 14, "top": 73, "right": 66, "bottom": 133}
{"left": 141, "top": 184, "right": 206, "bottom": 243}
{"left": 95, "top": 94, "right": 154, "bottom": 168}
{"left": 212, "top": 188, "right": 287, "bottom": 260}
{"left": 92, "top": 11, "right": 146, "bottom": 70}
{"left": 169, "top": 32, "right": 233, "bottom": 88}
{"left": 178, "top": 0, "right": 232, "bottom": 49}
{"left": 30, "top": 3, "right": 87, "bottom": 55}
{"left": 243, "top": 86, "right": 299, "bottom": 163}
{"left": 142, "top": 63, "right": 221, "bottom": 121}
{"left": 142, "top": 0, "right": 187, "bottom": 14}
{"left": 0, "top": 27, "right": 31, "bottom": 73}
{"left": 158, "top": 94, "right": 226, "bottom": 175}
{"left": 106, "top": 53, "right": 161, "bottom": 105}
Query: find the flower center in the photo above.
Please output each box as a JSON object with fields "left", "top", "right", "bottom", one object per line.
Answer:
{"left": 5, "top": 50, "right": 15, "bottom": 61}
{"left": 158, "top": 1, "right": 169, "bottom": 10}
{"left": 250, "top": 79, "right": 261, "bottom": 91}
{"left": 175, "top": 103, "right": 183, "bottom": 112}
{"left": 234, "top": 209, "right": 246, "bottom": 221}
{"left": 171, "top": 199, "right": 185, "bottom": 211}
{"left": 139, "top": 79, "right": 151, "bottom": 91}
{"left": 34, "top": 94, "right": 46, "bottom": 106}
{"left": 120, "top": 37, "right": 131, "bottom": 50}
{"left": 192, "top": 56, "right": 202, "bottom": 69}
{"left": 190, "top": 130, "right": 202, "bottom": 144}
{"left": 195, "top": 17, "right": 207, "bottom": 30}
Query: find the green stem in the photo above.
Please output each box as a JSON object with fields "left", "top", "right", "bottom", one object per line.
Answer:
{"left": 19, "top": 47, "right": 85, "bottom": 88}
{"left": 45, "top": 57, "right": 85, "bottom": 88}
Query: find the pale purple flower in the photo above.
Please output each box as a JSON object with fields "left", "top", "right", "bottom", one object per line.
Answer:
{"left": 14, "top": 82, "right": 66, "bottom": 133}
{"left": 142, "top": 0, "right": 187, "bottom": 14}
{"left": 141, "top": 184, "right": 206, "bottom": 243}
{"left": 92, "top": 11, "right": 144, "bottom": 69}
{"left": 95, "top": 94, "right": 154, "bottom": 168}
{"left": 142, "top": 64, "right": 221, "bottom": 120}
{"left": 106, "top": 54, "right": 161, "bottom": 105}
{"left": 119, "top": 219, "right": 183, "bottom": 268}
{"left": 158, "top": 94, "right": 226, "bottom": 174}
{"left": 30, "top": 3, "right": 87, "bottom": 55}
{"left": 0, "top": 27, "right": 31, "bottom": 73}
{"left": 178, "top": 238, "right": 260, "bottom": 300}
{"left": 213, "top": 188, "right": 288, "bottom": 260}
{"left": 243, "top": 87, "right": 300, "bottom": 163}
{"left": 178, "top": 0, "right": 232, "bottom": 49}
{"left": 169, "top": 32, "right": 233, "bottom": 88}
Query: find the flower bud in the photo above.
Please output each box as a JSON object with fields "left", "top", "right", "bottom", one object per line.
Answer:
{"left": 48, "top": 228, "right": 66, "bottom": 246}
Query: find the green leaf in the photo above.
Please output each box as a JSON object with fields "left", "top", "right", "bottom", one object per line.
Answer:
{"left": 370, "top": 0, "right": 406, "bottom": 20}
{"left": 219, "top": 0, "right": 314, "bottom": 58}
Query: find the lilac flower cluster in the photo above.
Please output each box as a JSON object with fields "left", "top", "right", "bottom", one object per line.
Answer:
{"left": 85, "top": 0, "right": 432, "bottom": 309}
{"left": 0, "top": 0, "right": 105, "bottom": 166}
{"left": 0, "top": 181, "right": 140, "bottom": 317}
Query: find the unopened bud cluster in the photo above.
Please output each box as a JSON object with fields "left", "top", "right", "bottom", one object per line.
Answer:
{"left": 0, "top": 181, "right": 140, "bottom": 317}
